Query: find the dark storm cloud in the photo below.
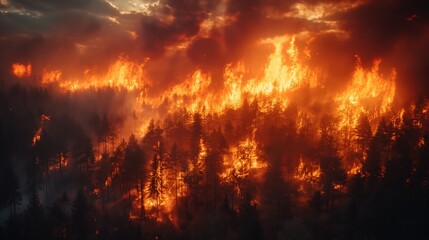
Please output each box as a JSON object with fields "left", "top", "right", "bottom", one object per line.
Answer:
{"left": 137, "top": 0, "right": 209, "bottom": 58}
{"left": 328, "top": 0, "right": 429, "bottom": 99}
{"left": 0, "top": 0, "right": 139, "bottom": 78}
{"left": 334, "top": 0, "right": 429, "bottom": 66}
{"left": 2, "top": 0, "right": 123, "bottom": 39}
{"left": 1, "top": 11, "right": 102, "bottom": 39}
{"left": 185, "top": 0, "right": 327, "bottom": 70}
{"left": 9, "top": 0, "right": 119, "bottom": 16}
{"left": 1, "top": 0, "right": 429, "bottom": 100}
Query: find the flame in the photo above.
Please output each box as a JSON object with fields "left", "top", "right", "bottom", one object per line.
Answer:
{"left": 162, "top": 70, "right": 213, "bottom": 113}
{"left": 35, "top": 35, "right": 395, "bottom": 125}
{"left": 30, "top": 33, "right": 403, "bottom": 221}
{"left": 32, "top": 114, "right": 51, "bottom": 146}
{"left": 347, "top": 162, "right": 362, "bottom": 175}
{"left": 42, "top": 56, "right": 148, "bottom": 91}
{"left": 294, "top": 157, "right": 321, "bottom": 194}
{"left": 12, "top": 63, "right": 32, "bottom": 78}
{"left": 42, "top": 69, "right": 62, "bottom": 84}
{"left": 138, "top": 140, "right": 210, "bottom": 222}
{"left": 336, "top": 58, "right": 396, "bottom": 130}
{"left": 134, "top": 35, "right": 322, "bottom": 117}
{"left": 105, "top": 166, "right": 120, "bottom": 187}
{"left": 418, "top": 137, "right": 425, "bottom": 148}
{"left": 49, "top": 152, "right": 69, "bottom": 171}
{"left": 93, "top": 188, "right": 100, "bottom": 197}
{"left": 37, "top": 35, "right": 396, "bottom": 133}
{"left": 251, "top": 36, "right": 318, "bottom": 94}
{"left": 220, "top": 134, "right": 267, "bottom": 194}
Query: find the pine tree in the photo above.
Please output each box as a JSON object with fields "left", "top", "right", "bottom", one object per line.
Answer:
{"left": 148, "top": 141, "right": 164, "bottom": 217}
{"left": 319, "top": 115, "right": 346, "bottom": 209}
{"left": 71, "top": 189, "right": 91, "bottom": 240}
{"left": 123, "top": 134, "right": 146, "bottom": 217}
{"left": 48, "top": 197, "right": 69, "bottom": 240}
{"left": 237, "top": 193, "right": 263, "bottom": 240}
{"left": 309, "top": 190, "right": 323, "bottom": 219}
{"left": 355, "top": 113, "right": 373, "bottom": 160}
{"left": 23, "top": 190, "right": 45, "bottom": 240}
{"left": 185, "top": 113, "right": 205, "bottom": 212}
{"left": 168, "top": 143, "right": 181, "bottom": 213}
{"left": 0, "top": 159, "right": 21, "bottom": 217}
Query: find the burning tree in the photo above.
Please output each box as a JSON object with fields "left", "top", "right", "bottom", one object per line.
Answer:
{"left": 122, "top": 134, "right": 146, "bottom": 217}
{"left": 3, "top": 1, "right": 429, "bottom": 238}
{"left": 148, "top": 141, "right": 165, "bottom": 218}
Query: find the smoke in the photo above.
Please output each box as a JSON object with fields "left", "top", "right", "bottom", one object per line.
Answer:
{"left": 329, "top": 0, "right": 429, "bottom": 101}
{"left": 2, "top": 0, "right": 429, "bottom": 225}
{"left": 1, "top": 0, "right": 428, "bottom": 100}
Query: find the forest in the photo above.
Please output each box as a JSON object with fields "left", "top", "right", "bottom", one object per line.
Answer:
{"left": 1, "top": 82, "right": 428, "bottom": 240}
{"left": 1, "top": 1, "right": 429, "bottom": 239}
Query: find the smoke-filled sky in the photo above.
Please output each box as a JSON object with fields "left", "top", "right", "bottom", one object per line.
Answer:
{"left": 1, "top": 0, "right": 428, "bottom": 101}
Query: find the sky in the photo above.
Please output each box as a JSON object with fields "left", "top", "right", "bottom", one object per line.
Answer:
{"left": 1, "top": 0, "right": 429, "bottom": 101}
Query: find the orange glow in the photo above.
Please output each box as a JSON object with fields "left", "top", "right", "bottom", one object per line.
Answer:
{"left": 42, "top": 56, "right": 148, "bottom": 92}
{"left": 49, "top": 152, "right": 69, "bottom": 171}
{"left": 32, "top": 114, "right": 51, "bottom": 146}
{"left": 12, "top": 63, "right": 32, "bottom": 78}
{"left": 42, "top": 69, "right": 62, "bottom": 84}
{"left": 220, "top": 134, "right": 267, "bottom": 194}
{"left": 33, "top": 34, "right": 401, "bottom": 222}
{"left": 336, "top": 58, "right": 396, "bottom": 130}
{"left": 105, "top": 166, "right": 120, "bottom": 187}
{"left": 134, "top": 35, "right": 322, "bottom": 117}
{"left": 133, "top": 140, "right": 210, "bottom": 222}
{"left": 38, "top": 36, "right": 397, "bottom": 129}
{"left": 294, "top": 156, "right": 321, "bottom": 194}
{"left": 347, "top": 162, "right": 362, "bottom": 175}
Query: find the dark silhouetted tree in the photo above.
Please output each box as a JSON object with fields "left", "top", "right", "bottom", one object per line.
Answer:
{"left": 309, "top": 190, "right": 323, "bottom": 219}
{"left": 71, "top": 189, "right": 92, "bottom": 240}
{"left": 3, "top": 214, "right": 21, "bottom": 240}
{"left": 185, "top": 113, "right": 204, "bottom": 213}
{"left": 204, "top": 130, "right": 224, "bottom": 211}
{"left": 319, "top": 115, "right": 346, "bottom": 210}
{"left": 23, "top": 190, "right": 45, "bottom": 240}
{"left": 167, "top": 143, "right": 181, "bottom": 214}
{"left": 362, "top": 137, "right": 382, "bottom": 185}
{"left": 355, "top": 113, "right": 372, "bottom": 160}
{"left": 237, "top": 193, "right": 262, "bottom": 240}
{"left": 0, "top": 160, "right": 21, "bottom": 217}
{"left": 123, "top": 134, "right": 146, "bottom": 217}
{"left": 48, "top": 196, "right": 69, "bottom": 240}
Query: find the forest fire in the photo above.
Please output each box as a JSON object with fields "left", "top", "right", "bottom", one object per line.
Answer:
{"left": 11, "top": 63, "right": 32, "bottom": 78}
{"left": 6, "top": 27, "right": 404, "bottom": 227}
{"left": 41, "top": 56, "right": 148, "bottom": 91}
{"left": 2, "top": 0, "right": 429, "bottom": 239}
{"left": 31, "top": 35, "right": 395, "bottom": 124}
{"left": 32, "top": 114, "right": 51, "bottom": 146}
{"left": 221, "top": 135, "right": 267, "bottom": 185}
{"left": 48, "top": 152, "right": 69, "bottom": 172}
{"left": 336, "top": 57, "right": 396, "bottom": 130}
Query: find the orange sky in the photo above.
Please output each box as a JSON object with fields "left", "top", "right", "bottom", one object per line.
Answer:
{"left": 1, "top": 0, "right": 429, "bottom": 101}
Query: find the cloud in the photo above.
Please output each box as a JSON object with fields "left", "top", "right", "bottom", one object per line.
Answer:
{"left": 9, "top": 0, "right": 120, "bottom": 16}
{"left": 333, "top": 0, "right": 426, "bottom": 63}
{"left": 329, "top": 0, "right": 429, "bottom": 99}
{"left": 1, "top": 0, "right": 429, "bottom": 100}
{"left": 136, "top": 0, "right": 209, "bottom": 58}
